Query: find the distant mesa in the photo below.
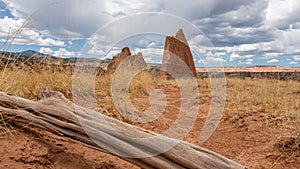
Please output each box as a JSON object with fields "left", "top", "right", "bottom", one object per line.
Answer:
{"left": 161, "top": 29, "right": 197, "bottom": 78}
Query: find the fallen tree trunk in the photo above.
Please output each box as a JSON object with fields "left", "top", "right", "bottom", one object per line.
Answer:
{"left": 0, "top": 88, "right": 246, "bottom": 169}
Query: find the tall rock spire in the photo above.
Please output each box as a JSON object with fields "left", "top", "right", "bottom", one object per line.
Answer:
{"left": 175, "top": 28, "right": 189, "bottom": 46}
{"left": 161, "top": 29, "right": 197, "bottom": 78}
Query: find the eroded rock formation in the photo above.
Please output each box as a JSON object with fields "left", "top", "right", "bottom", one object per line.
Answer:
{"left": 107, "top": 47, "right": 131, "bottom": 73}
{"left": 161, "top": 29, "right": 197, "bottom": 78}
{"left": 119, "top": 52, "right": 147, "bottom": 73}
{"left": 107, "top": 47, "right": 146, "bottom": 73}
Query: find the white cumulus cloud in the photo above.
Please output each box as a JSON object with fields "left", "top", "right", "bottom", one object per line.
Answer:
{"left": 289, "top": 61, "right": 298, "bottom": 65}
{"left": 230, "top": 52, "right": 244, "bottom": 61}
{"left": 293, "top": 55, "right": 300, "bottom": 61}
{"left": 245, "top": 58, "right": 253, "bottom": 64}
{"left": 206, "top": 57, "right": 226, "bottom": 63}
{"left": 267, "top": 59, "right": 279, "bottom": 63}
{"left": 39, "top": 47, "right": 53, "bottom": 55}
{"left": 266, "top": 0, "right": 300, "bottom": 29}
{"left": 0, "top": 16, "right": 64, "bottom": 46}
{"left": 53, "top": 48, "right": 74, "bottom": 58}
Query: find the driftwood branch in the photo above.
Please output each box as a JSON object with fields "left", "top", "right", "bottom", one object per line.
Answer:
{"left": 0, "top": 88, "right": 246, "bottom": 169}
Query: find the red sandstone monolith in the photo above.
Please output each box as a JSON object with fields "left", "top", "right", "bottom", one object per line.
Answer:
{"left": 161, "top": 29, "right": 197, "bottom": 78}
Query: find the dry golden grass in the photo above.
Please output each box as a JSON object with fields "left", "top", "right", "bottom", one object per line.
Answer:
{"left": 224, "top": 78, "right": 300, "bottom": 138}
{"left": 0, "top": 66, "right": 72, "bottom": 100}
{"left": 224, "top": 78, "right": 299, "bottom": 119}
{"left": 0, "top": 64, "right": 299, "bottom": 137}
{"left": 128, "top": 71, "right": 154, "bottom": 112}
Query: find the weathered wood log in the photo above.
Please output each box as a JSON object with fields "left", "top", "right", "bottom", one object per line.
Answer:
{"left": 0, "top": 88, "right": 247, "bottom": 169}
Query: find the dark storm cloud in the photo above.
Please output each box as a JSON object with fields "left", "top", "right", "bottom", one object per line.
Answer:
{"left": 193, "top": 0, "right": 272, "bottom": 47}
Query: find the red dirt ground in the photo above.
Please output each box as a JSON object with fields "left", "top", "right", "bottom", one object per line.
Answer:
{"left": 1, "top": 80, "right": 299, "bottom": 169}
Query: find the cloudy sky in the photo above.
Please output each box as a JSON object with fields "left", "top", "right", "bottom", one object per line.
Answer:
{"left": 0, "top": 0, "right": 299, "bottom": 67}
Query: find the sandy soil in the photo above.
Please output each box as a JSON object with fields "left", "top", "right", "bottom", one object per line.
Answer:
{"left": 1, "top": 77, "right": 299, "bottom": 169}
{"left": 0, "top": 127, "right": 138, "bottom": 169}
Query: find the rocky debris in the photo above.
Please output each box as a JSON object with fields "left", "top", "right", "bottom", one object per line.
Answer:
{"left": 161, "top": 29, "right": 197, "bottom": 78}
{"left": 107, "top": 47, "right": 131, "bottom": 73}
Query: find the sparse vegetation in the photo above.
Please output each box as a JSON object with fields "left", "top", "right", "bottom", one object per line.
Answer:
{"left": 224, "top": 78, "right": 299, "bottom": 128}
{"left": 0, "top": 62, "right": 299, "bottom": 168}
{"left": 0, "top": 65, "right": 72, "bottom": 100}
{"left": 1, "top": 64, "right": 299, "bottom": 126}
